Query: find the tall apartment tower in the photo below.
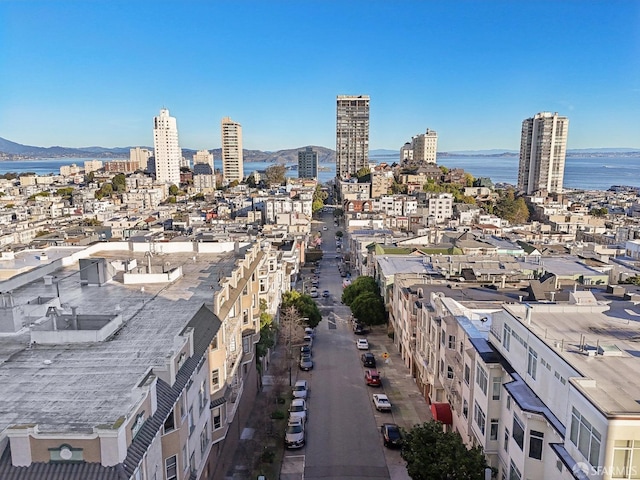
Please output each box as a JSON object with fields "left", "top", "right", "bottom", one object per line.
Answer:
{"left": 298, "top": 147, "right": 318, "bottom": 179}
{"left": 412, "top": 129, "right": 438, "bottom": 164}
{"left": 221, "top": 117, "right": 243, "bottom": 183}
{"left": 336, "top": 95, "right": 369, "bottom": 178}
{"left": 518, "top": 112, "right": 569, "bottom": 195}
{"left": 152, "top": 108, "right": 182, "bottom": 185}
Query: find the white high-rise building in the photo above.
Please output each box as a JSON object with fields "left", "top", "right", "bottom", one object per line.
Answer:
{"left": 153, "top": 108, "right": 182, "bottom": 185}
{"left": 401, "top": 129, "right": 438, "bottom": 164}
{"left": 336, "top": 95, "right": 369, "bottom": 179}
{"left": 129, "top": 147, "right": 152, "bottom": 171}
{"left": 518, "top": 112, "right": 569, "bottom": 195}
{"left": 221, "top": 117, "right": 243, "bottom": 183}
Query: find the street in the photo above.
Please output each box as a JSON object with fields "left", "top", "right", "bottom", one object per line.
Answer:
{"left": 284, "top": 209, "right": 396, "bottom": 480}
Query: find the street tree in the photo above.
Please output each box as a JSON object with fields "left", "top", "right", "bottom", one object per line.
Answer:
{"left": 168, "top": 184, "right": 180, "bottom": 196}
{"left": 335, "top": 230, "right": 344, "bottom": 238}
{"left": 342, "top": 275, "right": 378, "bottom": 306}
{"left": 350, "top": 291, "right": 386, "bottom": 325}
{"left": 402, "top": 421, "right": 490, "bottom": 480}
{"left": 281, "top": 291, "right": 322, "bottom": 327}
{"left": 265, "top": 164, "right": 286, "bottom": 185}
{"left": 256, "top": 299, "right": 276, "bottom": 359}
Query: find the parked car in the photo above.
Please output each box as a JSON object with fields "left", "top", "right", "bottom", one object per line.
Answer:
{"left": 322, "top": 290, "right": 330, "bottom": 298}
{"left": 356, "top": 338, "right": 369, "bottom": 350}
{"left": 372, "top": 393, "right": 392, "bottom": 412}
{"left": 288, "top": 398, "right": 308, "bottom": 424}
{"left": 285, "top": 418, "right": 305, "bottom": 448}
{"left": 292, "top": 380, "right": 309, "bottom": 399}
{"left": 381, "top": 423, "right": 403, "bottom": 448}
{"left": 310, "top": 288, "right": 319, "bottom": 298}
{"left": 353, "top": 323, "right": 367, "bottom": 335}
{"left": 304, "top": 327, "right": 315, "bottom": 337}
{"left": 322, "top": 226, "right": 328, "bottom": 231}
{"left": 300, "top": 345, "right": 311, "bottom": 356}
{"left": 365, "top": 369, "right": 382, "bottom": 387}
{"left": 361, "top": 352, "right": 376, "bottom": 367}
{"left": 299, "top": 355, "right": 313, "bottom": 371}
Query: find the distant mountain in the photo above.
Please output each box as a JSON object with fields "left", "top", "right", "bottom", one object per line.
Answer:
{"left": 1, "top": 137, "right": 638, "bottom": 162}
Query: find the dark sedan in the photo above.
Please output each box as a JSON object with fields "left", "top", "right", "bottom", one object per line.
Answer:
{"left": 361, "top": 352, "right": 376, "bottom": 367}
{"left": 381, "top": 423, "right": 403, "bottom": 448}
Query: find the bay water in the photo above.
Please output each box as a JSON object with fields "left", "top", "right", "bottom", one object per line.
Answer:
{"left": 1, "top": 155, "right": 638, "bottom": 192}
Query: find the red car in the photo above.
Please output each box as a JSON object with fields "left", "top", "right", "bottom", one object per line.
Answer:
{"left": 364, "top": 369, "right": 382, "bottom": 387}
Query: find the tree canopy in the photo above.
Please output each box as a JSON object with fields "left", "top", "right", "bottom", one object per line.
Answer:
{"left": 281, "top": 291, "right": 322, "bottom": 327}
{"left": 402, "top": 421, "right": 490, "bottom": 480}
{"left": 494, "top": 189, "right": 530, "bottom": 224}
{"left": 341, "top": 276, "right": 378, "bottom": 306}
{"left": 350, "top": 291, "right": 386, "bottom": 325}
{"left": 265, "top": 164, "right": 286, "bottom": 185}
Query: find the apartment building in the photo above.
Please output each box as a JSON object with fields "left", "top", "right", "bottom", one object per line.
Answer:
{"left": 0, "top": 239, "right": 274, "bottom": 480}
{"left": 153, "top": 108, "right": 182, "bottom": 186}
{"left": 336, "top": 95, "right": 370, "bottom": 179}
{"left": 221, "top": 117, "right": 243, "bottom": 184}
{"left": 390, "top": 274, "right": 640, "bottom": 480}
{"left": 297, "top": 147, "right": 318, "bottom": 179}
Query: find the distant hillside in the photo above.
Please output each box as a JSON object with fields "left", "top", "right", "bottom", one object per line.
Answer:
{"left": 1, "top": 137, "right": 637, "bottom": 162}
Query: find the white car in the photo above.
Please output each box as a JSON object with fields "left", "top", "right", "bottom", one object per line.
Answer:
{"left": 288, "top": 398, "right": 308, "bottom": 424}
{"left": 285, "top": 418, "right": 305, "bottom": 448}
{"left": 373, "top": 393, "right": 392, "bottom": 412}
{"left": 322, "top": 226, "right": 328, "bottom": 231}
{"left": 292, "top": 379, "right": 309, "bottom": 399}
{"left": 357, "top": 339, "right": 369, "bottom": 350}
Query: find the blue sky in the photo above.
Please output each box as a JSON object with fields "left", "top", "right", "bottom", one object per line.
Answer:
{"left": 1, "top": 0, "right": 638, "bottom": 152}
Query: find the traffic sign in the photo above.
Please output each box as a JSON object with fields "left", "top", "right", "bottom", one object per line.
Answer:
{"left": 382, "top": 352, "right": 389, "bottom": 360}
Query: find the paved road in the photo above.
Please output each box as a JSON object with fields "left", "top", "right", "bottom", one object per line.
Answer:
{"left": 283, "top": 210, "right": 392, "bottom": 480}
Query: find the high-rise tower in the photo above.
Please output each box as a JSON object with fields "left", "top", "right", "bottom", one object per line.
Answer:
{"left": 298, "top": 147, "right": 318, "bottom": 179}
{"left": 336, "top": 95, "right": 369, "bottom": 178}
{"left": 518, "top": 112, "right": 569, "bottom": 195}
{"left": 221, "top": 117, "right": 243, "bottom": 183}
{"left": 153, "top": 109, "right": 182, "bottom": 185}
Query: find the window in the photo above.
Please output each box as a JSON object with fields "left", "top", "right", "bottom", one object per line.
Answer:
{"left": 570, "top": 407, "right": 601, "bottom": 467}
{"left": 447, "top": 366, "right": 454, "bottom": 379}
{"left": 613, "top": 440, "right": 640, "bottom": 479}
{"left": 211, "top": 335, "right": 218, "bottom": 350}
{"left": 492, "top": 376, "right": 502, "bottom": 400}
{"left": 441, "top": 329, "right": 445, "bottom": 346}
{"left": 464, "top": 364, "right": 470, "bottom": 385}
{"left": 131, "top": 411, "right": 145, "bottom": 439}
{"left": 503, "top": 324, "right": 511, "bottom": 351}
{"left": 165, "top": 455, "right": 177, "bottom": 480}
{"left": 213, "top": 407, "right": 222, "bottom": 429}
{"left": 509, "top": 460, "right": 522, "bottom": 480}
{"left": 474, "top": 401, "right": 486, "bottom": 434}
{"left": 476, "top": 364, "right": 488, "bottom": 395}
{"left": 163, "top": 409, "right": 175, "bottom": 433}
{"left": 180, "top": 395, "right": 187, "bottom": 420}
{"left": 448, "top": 334, "right": 456, "bottom": 349}
{"left": 507, "top": 395, "right": 511, "bottom": 410}
{"left": 243, "top": 335, "right": 251, "bottom": 354}
{"left": 513, "top": 414, "right": 525, "bottom": 450}
{"left": 527, "top": 347, "right": 538, "bottom": 380}
{"left": 504, "top": 427, "right": 510, "bottom": 452}
{"left": 529, "top": 430, "right": 544, "bottom": 460}
{"left": 211, "top": 369, "right": 220, "bottom": 390}
{"left": 200, "top": 422, "right": 209, "bottom": 454}
{"left": 230, "top": 335, "right": 236, "bottom": 352}
{"left": 188, "top": 407, "right": 195, "bottom": 435}
{"left": 243, "top": 310, "right": 249, "bottom": 324}
{"left": 463, "top": 399, "right": 468, "bottom": 419}
{"left": 490, "top": 419, "right": 499, "bottom": 441}
{"left": 199, "top": 381, "right": 207, "bottom": 412}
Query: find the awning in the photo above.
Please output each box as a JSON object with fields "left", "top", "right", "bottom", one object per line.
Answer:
{"left": 430, "top": 402, "right": 453, "bottom": 425}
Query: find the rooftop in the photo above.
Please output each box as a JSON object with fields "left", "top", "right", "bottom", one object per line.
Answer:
{"left": 0, "top": 246, "right": 241, "bottom": 434}
{"left": 504, "top": 300, "right": 640, "bottom": 416}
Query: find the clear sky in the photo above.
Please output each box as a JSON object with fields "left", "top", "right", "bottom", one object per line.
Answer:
{"left": 1, "top": 0, "right": 638, "bottom": 152}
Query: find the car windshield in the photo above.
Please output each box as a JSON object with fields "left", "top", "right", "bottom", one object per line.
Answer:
{"left": 294, "top": 385, "right": 306, "bottom": 391}
{"left": 290, "top": 404, "right": 304, "bottom": 412}
{"left": 388, "top": 427, "right": 401, "bottom": 439}
{"left": 287, "top": 424, "right": 303, "bottom": 434}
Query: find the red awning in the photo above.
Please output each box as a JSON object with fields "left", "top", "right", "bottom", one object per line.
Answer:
{"left": 431, "top": 402, "right": 453, "bottom": 425}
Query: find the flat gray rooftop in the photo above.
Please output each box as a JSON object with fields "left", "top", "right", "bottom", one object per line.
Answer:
{"left": 0, "top": 248, "right": 240, "bottom": 434}
{"left": 505, "top": 302, "right": 640, "bottom": 416}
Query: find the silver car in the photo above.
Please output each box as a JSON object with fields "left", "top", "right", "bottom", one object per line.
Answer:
{"left": 285, "top": 418, "right": 305, "bottom": 448}
{"left": 288, "top": 398, "right": 308, "bottom": 424}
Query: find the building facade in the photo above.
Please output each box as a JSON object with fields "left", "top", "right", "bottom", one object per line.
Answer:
{"left": 403, "top": 129, "right": 438, "bottom": 165}
{"left": 130, "top": 147, "right": 153, "bottom": 171}
{"left": 221, "top": 117, "right": 243, "bottom": 184}
{"left": 336, "top": 95, "right": 370, "bottom": 179}
{"left": 194, "top": 150, "right": 215, "bottom": 175}
{"left": 518, "top": 112, "right": 569, "bottom": 195}
{"left": 297, "top": 147, "right": 318, "bottom": 179}
{"left": 153, "top": 109, "right": 182, "bottom": 185}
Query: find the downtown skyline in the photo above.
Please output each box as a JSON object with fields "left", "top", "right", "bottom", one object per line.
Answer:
{"left": 1, "top": 1, "right": 639, "bottom": 152}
